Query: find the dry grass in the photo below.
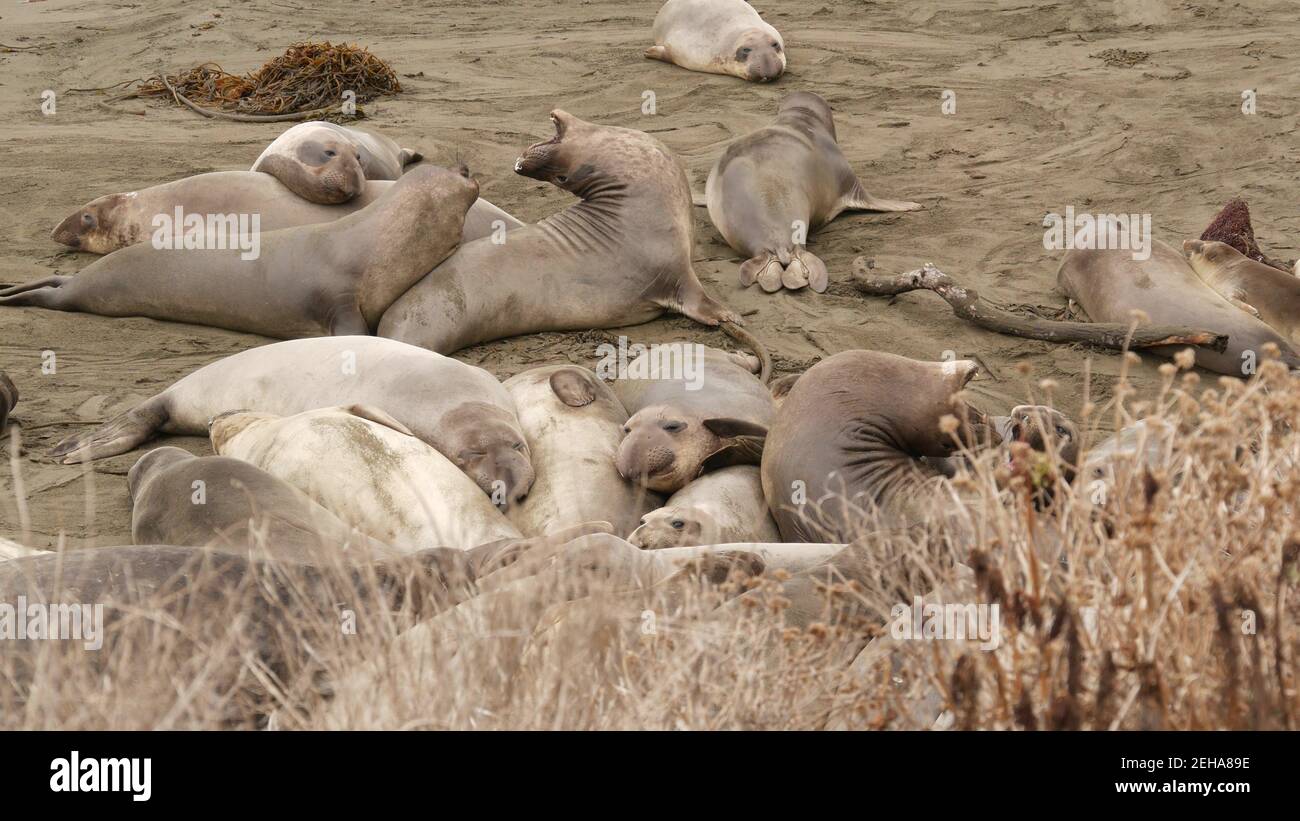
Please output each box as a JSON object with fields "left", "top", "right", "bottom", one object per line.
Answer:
{"left": 1, "top": 348, "right": 1297, "bottom": 730}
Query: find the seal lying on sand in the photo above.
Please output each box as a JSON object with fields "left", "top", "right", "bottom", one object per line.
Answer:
{"left": 250, "top": 121, "right": 422, "bottom": 203}
{"left": 1057, "top": 239, "right": 1300, "bottom": 376}
{"left": 51, "top": 172, "right": 521, "bottom": 255}
{"left": 211, "top": 406, "right": 521, "bottom": 550}
{"left": 49, "top": 336, "right": 535, "bottom": 509}
{"left": 128, "top": 447, "right": 396, "bottom": 560}
{"left": 646, "top": 0, "right": 786, "bottom": 82}
{"left": 706, "top": 92, "right": 921, "bottom": 292}
{"left": 1184, "top": 239, "right": 1300, "bottom": 344}
{"left": 761, "top": 349, "right": 994, "bottom": 543}
{"left": 628, "top": 465, "right": 779, "bottom": 548}
{"left": 0, "top": 369, "right": 15, "bottom": 436}
{"left": 378, "top": 111, "right": 740, "bottom": 354}
{"left": 2, "top": 165, "right": 478, "bottom": 338}
{"left": 613, "top": 344, "right": 773, "bottom": 493}
{"left": 502, "top": 365, "right": 661, "bottom": 539}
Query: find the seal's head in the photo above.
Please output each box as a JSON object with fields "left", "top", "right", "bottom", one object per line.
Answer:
{"left": 1005, "top": 404, "right": 1079, "bottom": 474}
{"left": 732, "top": 28, "right": 785, "bottom": 82}
{"left": 778, "top": 91, "right": 836, "bottom": 138}
{"left": 1183, "top": 238, "right": 1244, "bottom": 279}
{"left": 514, "top": 110, "right": 680, "bottom": 199}
{"left": 616, "top": 405, "right": 766, "bottom": 494}
{"left": 259, "top": 126, "right": 367, "bottom": 204}
{"left": 126, "top": 446, "right": 194, "bottom": 502}
{"left": 628, "top": 505, "right": 719, "bottom": 550}
{"left": 441, "top": 403, "right": 535, "bottom": 510}
{"left": 51, "top": 192, "right": 138, "bottom": 254}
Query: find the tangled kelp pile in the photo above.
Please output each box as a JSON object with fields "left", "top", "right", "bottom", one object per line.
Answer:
{"left": 137, "top": 41, "right": 402, "bottom": 121}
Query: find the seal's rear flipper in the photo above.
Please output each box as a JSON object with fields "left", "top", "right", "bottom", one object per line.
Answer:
{"left": 0, "top": 276, "right": 73, "bottom": 308}
{"left": 674, "top": 280, "right": 740, "bottom": 326}
{"left": 50, "top": 399, "right": 169, "bottom": 464}
{"left": 841, "top": 181, "right": 922, "bottom": 213}
{"left": 738, "top": 253, "right": 771, "bottom": 287}
{"left": 796, "top": 249, "right": 829, "bottom": 293}
{"left": 644, "top": 45, "right": 671, "bottom": 63}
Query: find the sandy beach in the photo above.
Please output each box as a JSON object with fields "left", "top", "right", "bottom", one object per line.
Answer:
{"left": 1, "top": 0, "right": 1295, "bottom": 548}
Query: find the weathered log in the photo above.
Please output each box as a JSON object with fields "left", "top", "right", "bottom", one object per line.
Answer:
{"left": 851, "top": 260, "right": 1229, "bottom": 354}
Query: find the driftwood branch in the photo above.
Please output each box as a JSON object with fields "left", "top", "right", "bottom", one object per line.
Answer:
{"left": 851, "top": 260, "right": 1229, "bottom": 354}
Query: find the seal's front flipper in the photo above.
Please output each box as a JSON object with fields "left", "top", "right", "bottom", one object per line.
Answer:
{"left": 1228, "top": 297, "right": 1261, "bottom": 318}
{"left": 399, "top": 149, "right": 424, "bottom": 167}
{"left": 51, "top": 399, "right": 169, "bottom": 464}
{"left": 841, "top": 181, "right": 922, "bottom": 213}
{"left": 345, "top": 404, "right": 415, "bottom": 436}
{"left": 700, "top": 417, "right": 768, "bottom": 470}
{"left": 644, "top": 45, "right": 672, "bottom": 63}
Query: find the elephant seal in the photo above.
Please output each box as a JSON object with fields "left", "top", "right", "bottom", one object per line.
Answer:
{"left": 2, "top": 165, "right": 478, "bottom": 338}
{"left": 502, "top": 365, "right": 661, "bottom": 538}
{"left": 613, "top": 344, "right": 773, "bottom": 493}
{"left": 646, "top": 0, "right": 785, "bottom": 82}
{"left": 50, "top": 336, "right": 535, "bottom": 508}
{"left": 128, "top": 447, "right": 395, "bottom": 559}
{"left": 250, "top": 121, "right": 421, "bottom": 204}
{"left": 0, "top": 369, "right": 15, "bottom": 435}
{"left": 1057, "top": 239, "right": 1300, "bottom": 376}
{"left": 761, "top": 349, "right": 994, "bottom": 543}
{"left": 706, "top": 92, "right": 921, "bottom": 293}
{"left": 1184, "top": 239, "right": 1300, "bottom": 343}
{"left": 378, "top": 111, "right": 740, "bottom": 354}
{"left": 211, "top": 406, "right": 521, "bottom": 550}
{"left": 51, "top": 172, "right": 522, "bottom": 256}
{"left": 628, "top": 465, "right": 778, "bottom": 548}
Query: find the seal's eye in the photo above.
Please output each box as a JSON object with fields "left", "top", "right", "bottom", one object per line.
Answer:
{"left": 739, "top": 47, "right": 752, "bottom": 58}
{"left": 772, "top": 42, "right": 782, "bottom": 51}
{"left": 81, "top": 214, "right": 94, "bottom": 225}
{"left": 671, "top": 520, "right": 685, "bottom": 530}
{"left": 555, "top": 174, "right": 568, "bottom": 184}
{"left": 1056, "top": 426, "right": 1070, "bottom": 438}
{"left": 662, "top": 421, "right": 685, "bottom": 433}
{"left": 324, "top": 149, "right": 337, "bottom": 158}
{"left": 512, "top": 442, "right": 526, "bottom": 451}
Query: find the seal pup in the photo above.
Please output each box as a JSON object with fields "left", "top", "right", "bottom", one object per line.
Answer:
{"left": 706, "top": 92, "right": 921, "bottom": 292}
{"left": 211, "top": 406, "right": 522, "bottom": 550}
{"left": 628, "top": 465, "right": 779, "bottom": 548}
{"left": 379, "top": 111, "right": 740, "bottom": 355}
{"left": 128, "top": 447, "right": 395, "bottom": 560}
{"left": 1057, "top": 239, "right": 1300, "bottom": 376}
{"left": 646, "top": 0, "right": 786, "bottom": 82}
{"left": 50, "top": 336, "right": 535, "bottom": 508}
{"left": 2, "top": 165, "right": 479, "bottom": 338}
{"left": 761, "top": 349, "right": 995, "bottom": 543}
{"left": 612, "top": 344, "right": 773, "bottom": 493}
{"left": 502, "top": 365, "right": 661, "bottom": 538}
{"left": 51, "top": 172, "right": 522, "bottom": 255}
{"left": 0, "top": 369, "right": 15, "bottom": 436}
{"left": 1184, "top": 239, "right": 1300, "bottom": 343}
{"left": 250, "top": 121, "right": 422, "bottom": 204}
